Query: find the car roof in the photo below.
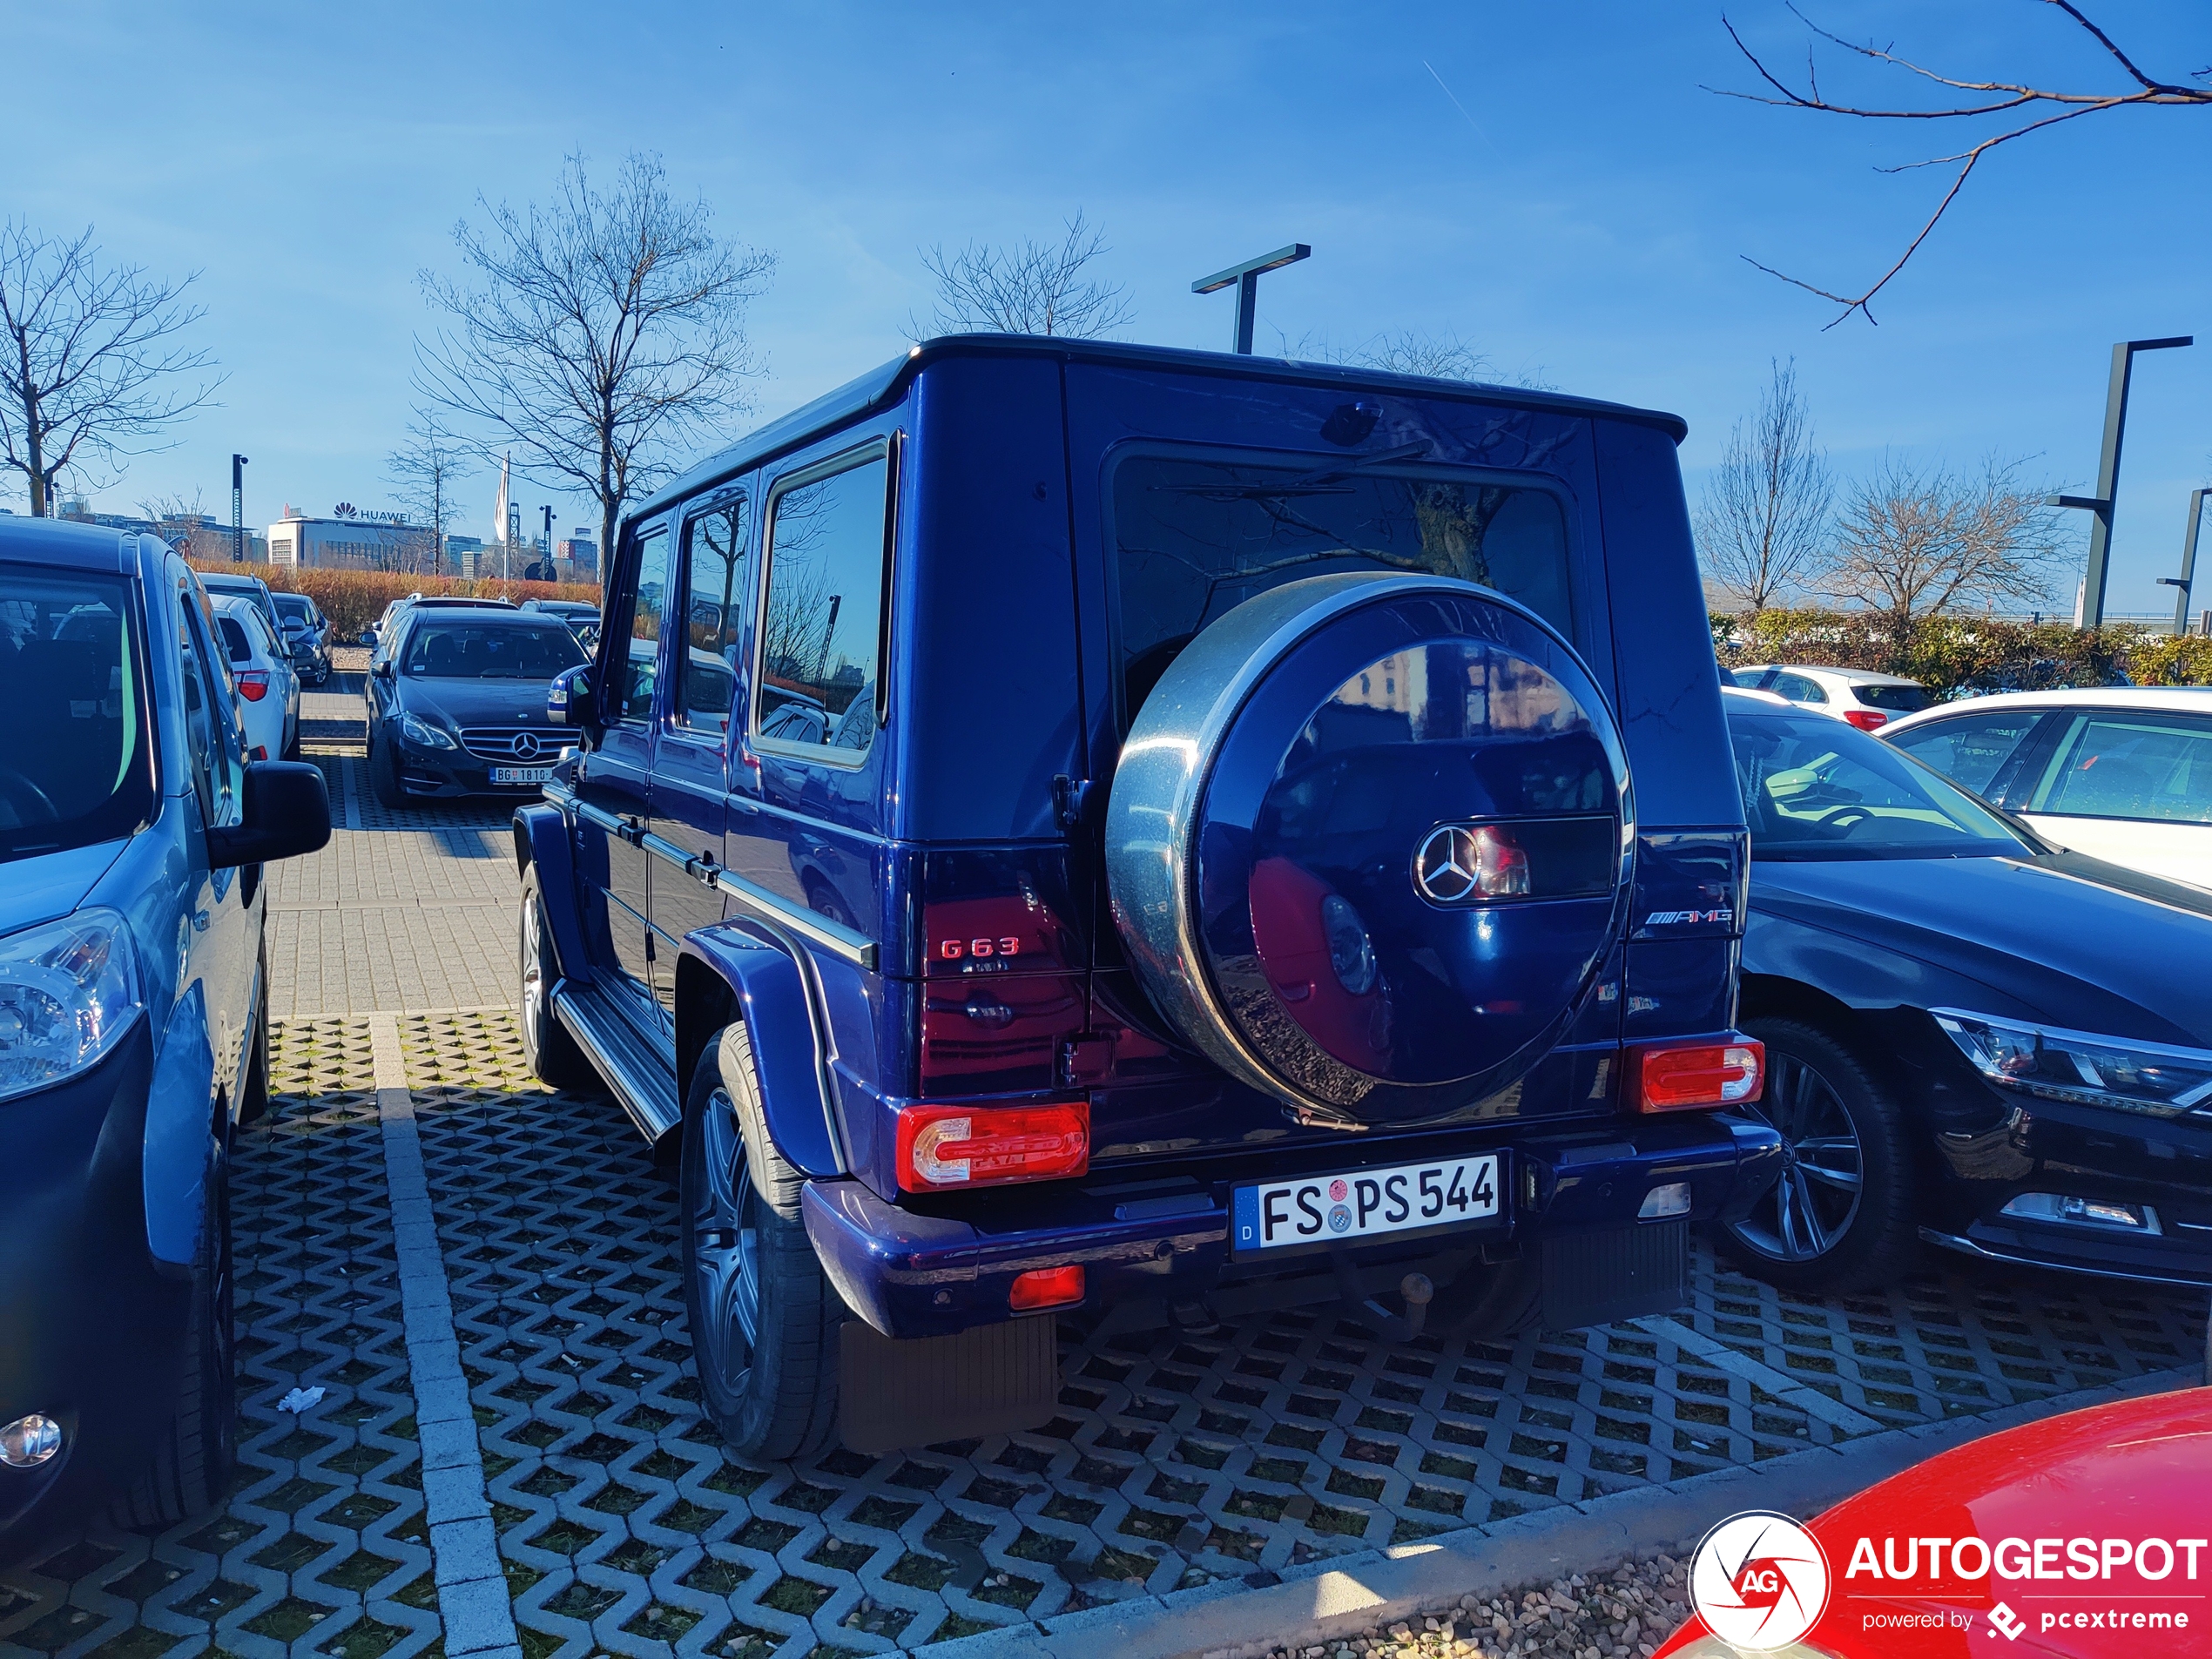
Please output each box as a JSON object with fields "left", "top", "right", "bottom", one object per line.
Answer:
{"left": 199, "top": 570, "right": 271, "bottom": 589}
{"left": 628, "top": 333, "right": 1694, "bottom": 526}
{"left": 1883, "top": 685, "right": 2212, "bottom": 732}
{"left": 1733, "top": 664, "right": 1924, "bottom": 687}
{"left": 0, "top": 515, "right": 140, "bottom": 576}
{"left": 1720, "top": 685, "right": 1796, "bottom": 710}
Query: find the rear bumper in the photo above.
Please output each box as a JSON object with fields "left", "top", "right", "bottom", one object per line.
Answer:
{"left": 804, "top": 1112, "right": 1782, "bottom": 1339}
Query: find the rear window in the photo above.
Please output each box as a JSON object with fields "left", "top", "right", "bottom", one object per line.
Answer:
{"left": 0, "top": 564, "right": 154, "bottom": 861}
{"left": 1110, "top": 451, "right": 1571, "bottom": 724}
{"left": 217, "top": 617, "right": 254, "bottom": 664}
{"left": 1855, "top": 683, "right": 1930, "bottom": 713}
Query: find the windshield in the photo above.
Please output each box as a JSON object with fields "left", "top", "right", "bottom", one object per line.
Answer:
{"left": 1727, "top": 704, "right": 2027, "bottom": 860}
{"left": 0, "top": 564, "right": 156, "bottom": 860}
{"left": 1112, "top": 451, "right": 1571, "bottom": 723}
{"left": 401, "top": 622, "right": 585, "bottom": 679}
{"left": 274, "top": 595, "right": 313, "bottom": 622}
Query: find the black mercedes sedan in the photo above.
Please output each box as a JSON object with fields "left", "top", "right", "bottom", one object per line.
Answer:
{"left": 365, "top": 610, "right": 586, "bottom": 806}
{"left": 1722, "top": 687, "right": 2212, "bottom": 1294}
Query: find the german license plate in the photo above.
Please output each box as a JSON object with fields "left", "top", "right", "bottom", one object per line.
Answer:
{"left": 491, "top": 765, "right": 553, "bottom": 785}
{"left": 1232, "top": 1153, "right": 1503, "bottom": 1258}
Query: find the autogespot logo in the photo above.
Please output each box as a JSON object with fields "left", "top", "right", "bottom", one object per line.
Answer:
{"left": 1689, "top": 1511, "right": 1831, "bottom": 1651}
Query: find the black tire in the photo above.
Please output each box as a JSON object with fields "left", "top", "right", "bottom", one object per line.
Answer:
{"left": 518, "top": 866, "right": 593, "bottom": 1091}
{"left": 368, "top": 732, "right": 403, "bottom": 809}
{"left": 281, "top": 717, "right": 301, "bottom": 761}
{"left": 682, "top": 1022, "right": 843, "bottom": 1461}
{"left": 111, "top": 1131, "right": 236, "bottom": 1527}
{"left": 1723, "top": 1016, "right": 1919, "bottom": 1295}
{"left": 238, "top": 945, "right": 272, "bottom": 1124}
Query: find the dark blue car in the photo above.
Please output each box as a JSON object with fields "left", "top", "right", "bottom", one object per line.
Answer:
{"left": 520, "top": 335, "right": 1784, "bottom": 1459}
{"left": 0, "top": 517, "right": 329, "bottom": 1552}
{"left": 1726, "top": 688, "right": 2212, "bottom": 1292}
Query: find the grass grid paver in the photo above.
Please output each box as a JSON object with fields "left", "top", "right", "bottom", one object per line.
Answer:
{"left": 6, "top": 757, "right": 2208, "bottom": 1659}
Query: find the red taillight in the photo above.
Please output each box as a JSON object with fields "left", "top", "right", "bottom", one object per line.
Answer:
{"left": 895, "top": 1101, "right": 1089, "bottom": 1191}
{"left": 249, "top": 745, "right": 267, "bottom": 761}
{"left": 1843, "top": 708, "right": 1888, "bottom": 731}
{"left": 1008, "top": 1264, "right": 1085, "bottom": 1311}
{"left": 1636, "top": 1042, "right": 1764, "bottom": 1113}
{"left": 237, "top": 671, "right": 270, "bottom": 702}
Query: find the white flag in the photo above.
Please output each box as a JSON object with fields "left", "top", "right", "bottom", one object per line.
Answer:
{"left": 491, "top": 454, "right": 510, "bottom": 554}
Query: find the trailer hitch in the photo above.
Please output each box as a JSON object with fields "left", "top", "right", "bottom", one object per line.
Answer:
{"left": 1330, "top": 1250, "right": 1434, "bottom": 1343}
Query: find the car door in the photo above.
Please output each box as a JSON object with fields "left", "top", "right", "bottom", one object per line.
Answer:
{"left": 575, "top": 518, "right": 672, "bottom": 1035}
{"left": 2002, "top": 705, "right": 2212, "bottom": 888}
{"left": 725, "top": 442, "right": 895, "bottom": 941}
{"left": 645, "top": 488, "right": 752, "bottom": 1016}
{"left": 177, "top": 581, "right": 259, "bottom": 1101}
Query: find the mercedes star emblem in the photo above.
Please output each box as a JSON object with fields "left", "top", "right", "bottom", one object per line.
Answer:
{"left": 513, "top": 732, "right": 541, "bottom": 759}
{"left": 1413, "top": 825, "right": 1480, "bottom": 904}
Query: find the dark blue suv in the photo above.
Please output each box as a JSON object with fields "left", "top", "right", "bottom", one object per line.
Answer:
{"left": 0, "top": 517, "right": 329, "bottom": 1551}
{"left": 521, "top": 336, "right": 1783, "bottom": 1460}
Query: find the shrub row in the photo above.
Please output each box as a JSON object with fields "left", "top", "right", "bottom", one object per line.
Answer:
{"left": 1710, "top": 608, "right": 2212, "bottom": 701}
{"left": 187, "top": 561, "right": 601, "bottom": 638}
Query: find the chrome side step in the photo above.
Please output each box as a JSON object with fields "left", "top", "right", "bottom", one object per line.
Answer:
{"left": 551, "top": 981, "right": 682, "bottom": 1149}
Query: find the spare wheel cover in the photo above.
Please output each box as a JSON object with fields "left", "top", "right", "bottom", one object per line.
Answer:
{"left": 1105, "top": 572, "right": 1632, "bottom": 1127}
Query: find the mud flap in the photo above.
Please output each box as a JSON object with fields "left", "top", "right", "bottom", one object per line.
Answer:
{"left": 1540, "top": 1221, "right": 1687, "bottom": 1330}
{"left": 839, "top": 1314, "right": 1061, "bottom": 1456}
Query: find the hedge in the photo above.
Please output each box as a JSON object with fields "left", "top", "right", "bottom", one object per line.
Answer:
{"left": 1710, "top": 608, "right": 2212, "bottom": 701}
{"left": 187, "top": 561, "right": 601, "bottom": 639}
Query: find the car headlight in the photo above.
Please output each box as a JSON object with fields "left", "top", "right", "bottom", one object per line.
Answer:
{"left": 0, "top": 910, "right": 141, "bottom": 1103}
{"left": 1934, "top": 1008, "right": 2212, "bottom": 1119}
{"left": 398, "top": 713, "right": 457, "bottom": 751}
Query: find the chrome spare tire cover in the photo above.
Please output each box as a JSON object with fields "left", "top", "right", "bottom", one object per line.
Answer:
{"left": 1105, "top": 573, "right": 1632, "bottom": 1127}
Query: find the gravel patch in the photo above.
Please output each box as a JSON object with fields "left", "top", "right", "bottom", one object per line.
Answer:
{"left": 1252, "top": 1554, "right": 1689, "bottom": 1659}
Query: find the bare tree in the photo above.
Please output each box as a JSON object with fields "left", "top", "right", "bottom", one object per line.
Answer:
{"left": 415, "top": 152, "right": 774, "bottom": 567}
{"left": 919, "top": 212, "right": 1134, "bottom": 339}
{"left": 1356, "top": 330, "right": 1493, "bottom": 381}
{"left": 0, "top": 221, "right": 219, "bottom": 515}
{"left": 386, "top": 411, "right": 474, "bottom": 575}
{"left": 1696, "top": 361, "right": 1834, "bottom": 612}
{"left": 1716, "top": 3, "right": 2211, "bottom": 325}
{"left": 1824, "top": 457, "right": 2064, "bottom": 640}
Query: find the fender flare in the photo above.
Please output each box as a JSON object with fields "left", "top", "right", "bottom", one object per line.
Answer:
{"left": 678, "top": 925, "right": 845, "bottom": 1178}
{"left": 513, "top": 802, "right": 591, "bottom": 987}
{"left": 144, "top": 984, "right": 217, "bottom": 1271}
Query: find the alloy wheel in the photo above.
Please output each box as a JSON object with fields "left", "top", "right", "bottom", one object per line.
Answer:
{"left": 690, "top": 1087, "right": 762, "bottom": 1393}
{"left": 520, "top": 896, "right": 548, "bottom": 1058}
{"left": 1728, "top": 1049, "right": 1865, "bottom": 1264}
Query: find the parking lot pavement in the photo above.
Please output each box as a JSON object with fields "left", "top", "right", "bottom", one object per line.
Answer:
{"left": 4, "top": 776, "right": 2208, "bottom": 1659}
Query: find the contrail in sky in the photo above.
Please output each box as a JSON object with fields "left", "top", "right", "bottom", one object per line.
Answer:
{"left": 1424, "top": 58, "right": 1506, "bottom": 158}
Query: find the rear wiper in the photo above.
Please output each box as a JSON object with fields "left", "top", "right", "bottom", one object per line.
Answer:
{"left": 1155, "top": 441, "right": 1433, "bottom": 498}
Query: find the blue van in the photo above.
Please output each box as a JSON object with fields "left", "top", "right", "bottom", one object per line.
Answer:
{"left": 0, "top": 517, "right": 329, "bottom": 1550}
{"left": 521, "top": 336, "right": 1783, "bottom": 1459}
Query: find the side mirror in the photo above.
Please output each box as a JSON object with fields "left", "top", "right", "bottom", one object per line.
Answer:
{"left": 209, "top": 761, "right": 332, "bottom": 870}
{"left": 549, "top": 664, "right": 597, "bottom": 728}
{"left": 372, "top": 658, "right": 392, "bottom": 680}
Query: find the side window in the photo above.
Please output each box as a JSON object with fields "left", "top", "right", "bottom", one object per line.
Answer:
{"left": 1770, "top": 672, "right": 1825, "bottom": 705}
{"left": 756, "top": 451, "right": 889, "bottom": 759}
{"left": 2028, "top": 712, "right": 2212, "bottom": 824}
{"left": 621, "top": 526, "right": 672, "bottom": 723}
{"left": 676, "top": 497, "right": 748, "bottom": 735}
{"left": 178, "top": 593, "right": 242, "bottom": 827}
{"left": 1890, "top": 712, "right": 2042, "bottom": 801}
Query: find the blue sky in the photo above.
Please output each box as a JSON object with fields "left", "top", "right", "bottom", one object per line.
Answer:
{"left": 5, "top": 1, "right": 2207, "bottom": 614}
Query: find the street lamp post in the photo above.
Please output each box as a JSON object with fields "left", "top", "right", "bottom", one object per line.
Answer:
{"left": 541, "top": 506, "right": 553, "bottom": 579}
{"left": 231, "top": 454, "right": 249, "bottom": 562}
{"left": 2042, "top": 336, "right": 2191, "bottom": 629}
{"left": 2157, "top": 489, "right": 2209, "bottom": 636}
{"left": 1192, "top": 244, "right": 1311, "bottom": 354}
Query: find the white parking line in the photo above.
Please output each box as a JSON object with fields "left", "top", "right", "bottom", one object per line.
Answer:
{"left": 368, "top": 1013, "right": 521, "bottom": 1659}
{"left": 1635, "top": 1316, "right": 1885, "bottom": 1436}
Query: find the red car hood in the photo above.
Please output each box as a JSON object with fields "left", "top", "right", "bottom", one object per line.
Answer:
{"left": 1659, "top": 1387, "right": 2212, "bottom": 1656}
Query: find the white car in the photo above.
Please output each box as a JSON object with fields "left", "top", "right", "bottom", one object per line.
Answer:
{"left": 210, "top": 594, "right": 301, "bottom": 761}
{"left": 1727, "top": 664, "right": 1932, "bottom": 732}
{"left": 1882, "top": 686, "right": 2212, "bottom": 890}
